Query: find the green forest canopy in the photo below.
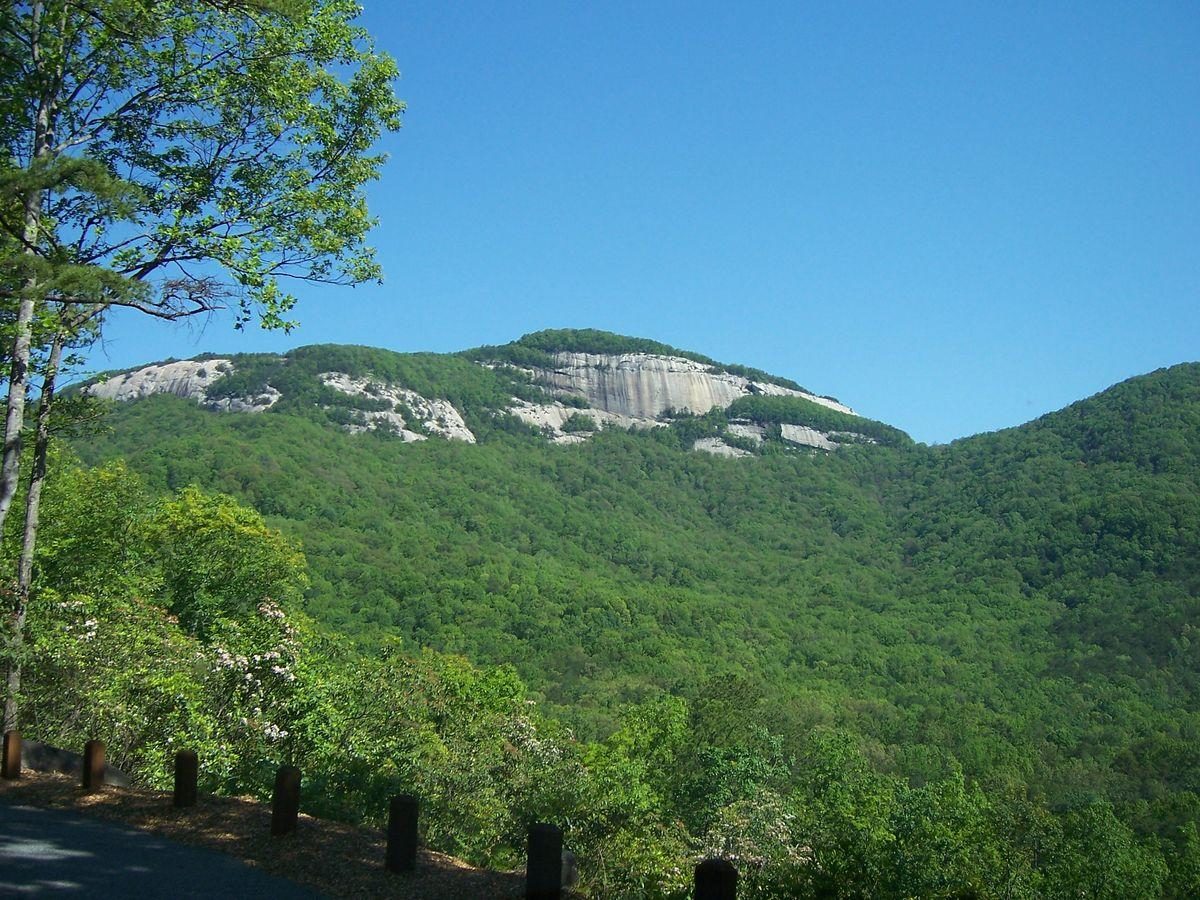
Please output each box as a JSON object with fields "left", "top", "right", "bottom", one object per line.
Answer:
{"left": 50, "top": 350, "right": 1200, "bottom": 897}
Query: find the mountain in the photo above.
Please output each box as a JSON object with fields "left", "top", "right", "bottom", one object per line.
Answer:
{"left": 83, "top": 329, "right": 907, "bottom": 452}
{"left": 72, "top": 331, "right": 1200, "bottom": 820}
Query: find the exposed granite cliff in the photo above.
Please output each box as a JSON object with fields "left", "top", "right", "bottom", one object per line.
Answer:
{"left": 510, "top": 352, "right": 862, "bottom": 449}
{"left": 527, "top": 352, "right": 856, "bottom": 419}
{"left": 507, "top": 398, "right": 660, "bottom": 444}
{"left": 85, "top": 359, "right": 282, "bottom": 412}
{"left": 318, "top": 372, "right": 476, "bottom": 443}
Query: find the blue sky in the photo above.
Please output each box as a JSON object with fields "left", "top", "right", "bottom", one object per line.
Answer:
{"left": 87, "top": 1, "right": 1199, "bottom": 444}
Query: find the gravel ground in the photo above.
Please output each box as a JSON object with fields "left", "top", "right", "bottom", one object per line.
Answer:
{"left": 0, "top": 772, "right": 527, "bottom": 899}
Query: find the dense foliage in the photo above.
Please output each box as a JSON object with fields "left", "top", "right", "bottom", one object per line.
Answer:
{"left": 36, "top": 354, "right": 1200, "bottom": 896}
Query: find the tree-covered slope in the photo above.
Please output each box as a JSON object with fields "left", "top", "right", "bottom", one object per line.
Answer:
{"left": 883, "top": 363, "right": 1200, "bottom": 809}
{"left": 72, "top": 352, "right": 1200, "bottom": 823}
{"left": 73, "top": 396, "right": 910, "bottom": 730}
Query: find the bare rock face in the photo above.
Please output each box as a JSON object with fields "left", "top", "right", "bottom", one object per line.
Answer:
{"left": 532, "top": 352, "right": 743, "bottom": 418}
{"left": 86, "top": 359, "right": 284, "bottom": 412}
{"left": 528, "top": 352, "right": 856, "bottom": 418}
{"left": 505, "top": 352, "right": 862, "bottom": 451}
{"left": 693, "top": 436, "right": 753, "bottom": 458}
{"left": 725, "top": 420, "right": 870, "bottom": 452}
{"left": 726, "top": 422, "right": 767, "bottom": 444}
{"left": 87, "top": 347, "right": 871, "bottom": 457}
{"left": 780, "top": 424, "right": 839, "bottom": 451}
{"left": 88, "top": 359, "right": 227, "bottom": 403}
{"left": 84, "top": 359, "right": 476, "bottom": 444}
{"left": 210, "top": 390, "right": 284, "bottom": 413}
{"left": 491, "top": 352, "right": 870, "bottom": 452}
{"left": 318, "top": 372, "right": 476, "bottom": 443}
{"left": 507, "top": 398, "right": 664, "bottom": 444}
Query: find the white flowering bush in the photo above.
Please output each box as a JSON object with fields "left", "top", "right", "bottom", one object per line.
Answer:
{"left": 200, "top": 599, "right": 308, "bottom": 789}
{"left": 14, "top": 459, "right": 314, "bottom": 794}
{"left": 23, "top": 587, "right": 213, "bottom": 784}
{"left": 697, "top": 791, "right": 808, "bottom": 899}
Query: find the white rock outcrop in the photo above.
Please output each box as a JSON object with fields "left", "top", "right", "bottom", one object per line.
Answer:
{"left": 490, "top": 352, "right": 867, "bottom": 453}
{"left": 726, "top": 422, "right": 767, "bottom": 444}
{"left": 86, "top": 359, "right": 282, "bottom": 412}
{"left": 209, "top": 389, "right": 284, "bottom": 413}
{"left": 780, "top": 424, "right": 839, "bottom": 451}
{"left": 693, "top": 437, "right": 752, "bottom": 459}
{"left": 87, "top": 359, "right": 230, "bottom": 404}
{"left": 318, "top": 372, "right": 476, "bottom": 443}
{"left": 497, "top": 352, "right": 864, "bottom": 452}
{"left": 527, "top": 352, "right": 856, "bottom": 419}
{"left": 507, "top": 399, "right": 664, "bottom": 443}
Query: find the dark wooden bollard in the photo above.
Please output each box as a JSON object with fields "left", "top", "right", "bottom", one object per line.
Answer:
{"left": 2, "top": 730, "right": 20, "bottom": 779}
{"left": 695, "top": 858, "right": 738, "bottom": 900}
{"left": 174, "top": 750, "right": 198, "bottom": 808}
{"left": 385, "top": 794, "right": 419, "bottom": 873}
{"left": 270, "top": 765, "right": 301, "bottom": 836}
{"left": 82, "top": 740, "right": 105, "bottom": 791}
{"left": 526, "top": 822, "right": 563, "bottom": 900}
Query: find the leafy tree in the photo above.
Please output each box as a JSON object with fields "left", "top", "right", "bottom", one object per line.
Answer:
{"left": 1166, "top": 822, "right": 1200, "bottom": 900}
{"left": 1042, "top": 802, "right": 1168, "bottom": 899}
{"left": 150, "top": 486, "right": 308, "bottom": 638}
{"left": 0, "top": 0, "right": 402, "bottom": 730}
{"left": 793, "top": 730, "right": 898, "bottom": 898}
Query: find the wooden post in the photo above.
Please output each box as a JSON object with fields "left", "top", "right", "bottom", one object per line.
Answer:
{"left": 1, "top": 730, "right": 20, "bottom": 779}
{"left": 270, "top": 765, "right": 301, "bottom": 836}
{"left": 695, "top": 858, "right": 738, "bottom": 900}
{"left": 385, "top": 794, "right": 419, "bottom": 873}
{"left": 526, "top": 822, "right": 562, "bottom": 900}
{"left": 173, "top": 749, "right": 198, "bottom": 808}
{"left": 82, "top": 740, "right": 105, "bottom": 791}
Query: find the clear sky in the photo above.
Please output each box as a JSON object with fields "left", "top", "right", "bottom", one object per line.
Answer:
{"left": 85, "top": 1, "right": 1199, "bottom": 444}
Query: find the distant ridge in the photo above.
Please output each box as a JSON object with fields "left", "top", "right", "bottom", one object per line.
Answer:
{"left": 82, "top": 329, "right": 905, "bottom": 452}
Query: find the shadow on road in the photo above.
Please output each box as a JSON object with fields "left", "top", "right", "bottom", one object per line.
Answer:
{"left": 0, "top": 800, "right": 319, "bottom": 898}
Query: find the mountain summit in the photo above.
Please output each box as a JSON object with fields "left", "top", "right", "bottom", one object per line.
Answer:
{"left": 85, "top": 329, "right": 908, "bottom": 453}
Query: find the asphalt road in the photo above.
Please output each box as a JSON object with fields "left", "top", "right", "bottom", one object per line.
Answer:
{"left": 0, "top": 798, "right": 321, "bottom": 898}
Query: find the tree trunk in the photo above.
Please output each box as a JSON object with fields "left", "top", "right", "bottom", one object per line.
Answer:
{"left": 2, "top": 326, "right": 62, "bottom": 733}
{"left": 0, "top": 0, "right": 54, "bottom": 535}
{"left": 1, "top": 2, "right": 56, "bottom": 729}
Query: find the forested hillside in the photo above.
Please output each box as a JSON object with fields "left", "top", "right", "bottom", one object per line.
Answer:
{"left": 48, "top": 338, "right": 1200, "bottom": 896}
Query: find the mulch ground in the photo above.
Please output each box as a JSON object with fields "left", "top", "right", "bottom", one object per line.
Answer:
{"left": 0, "top": 771, "right": 529, "bottom": 899}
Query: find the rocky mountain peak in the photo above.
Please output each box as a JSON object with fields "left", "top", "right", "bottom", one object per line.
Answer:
{"left": 81, "top": 332, "right": 903, "bottom": 454}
